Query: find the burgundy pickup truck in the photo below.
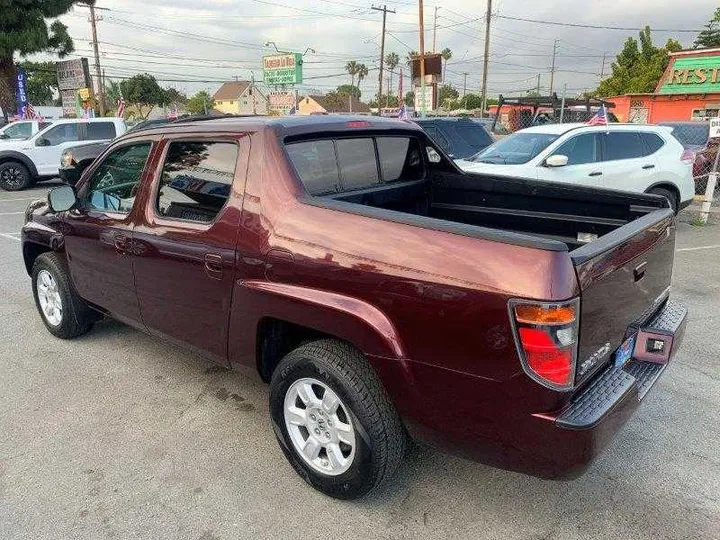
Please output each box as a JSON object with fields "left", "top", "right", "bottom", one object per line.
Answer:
{"left": 22, "top": 116, "right": 686, "bottom": 499}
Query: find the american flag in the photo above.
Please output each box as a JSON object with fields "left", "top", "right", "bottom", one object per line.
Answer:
{"left": 117, "top": 97, "right": 125, "bottom": 119}
{"left": 24, "top": 103, "right": 41, "bottom": 120}
{"left": 586, "top": 104, "right": 608, "bottom": 126}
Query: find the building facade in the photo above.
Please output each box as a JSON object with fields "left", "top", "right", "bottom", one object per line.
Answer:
{"left": 297, "top": 95, "right": 370, "bottom": 115}
{"left": 608, "top": 48, "right": 720, "bottom": 123}
{"left": 213, "top": 81, "right": 268, "bottom": 115}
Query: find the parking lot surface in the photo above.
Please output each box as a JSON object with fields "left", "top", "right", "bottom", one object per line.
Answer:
{"left": 0, "top": 184, "right": 718, "bottom": 540}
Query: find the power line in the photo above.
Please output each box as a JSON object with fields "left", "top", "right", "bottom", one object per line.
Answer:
{"left": 495, "top": 14, "right": 702, "bottom": 32}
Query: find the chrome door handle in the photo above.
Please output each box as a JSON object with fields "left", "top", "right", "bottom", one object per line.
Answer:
{"left": 204, "top": 253, "right": 223, "bottom": 278}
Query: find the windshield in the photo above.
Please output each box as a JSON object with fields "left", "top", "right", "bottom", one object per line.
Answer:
{"left": 467, "top": 132, "right": 560, "bottom": 164}
{"left": 660, "top": 123, "right": 710, "bottom": 148}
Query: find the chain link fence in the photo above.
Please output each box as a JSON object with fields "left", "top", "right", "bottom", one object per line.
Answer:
{"left": 661, "top": 122, "right": 719, "bottom": 195}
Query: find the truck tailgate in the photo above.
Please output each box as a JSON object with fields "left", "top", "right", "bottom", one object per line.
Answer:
{"left": 571, "top": 208, "right": 676, "bottom": 384}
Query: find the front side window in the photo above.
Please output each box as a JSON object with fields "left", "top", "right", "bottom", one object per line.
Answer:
{"left": 43, "top": 123, "right": 79, "bottom": 146}
{"left": 85, "top": 143, "right": 152, "bottom": 212}
{"left": 2, "top": 122, "right": 33, "bottom": 139}
{"left": 602, "top": 132, "right": 646, "bottom": 161}
{"left": 454, "top": 124, "right": 494, "bottom": 151}
{"left": 423, "top": 126, "right": 451, "bottom": 152}
{"left": 377, "top": 137, "right": 424, "bottom": 182}
{"left": 552, "top": 134, "right": 598, "bottom": 165}
{"left": 156, "top": 141, "right": 238, "bottom": 223}
{"left": 86, "top": 122, "right": 117, "bottom": 140}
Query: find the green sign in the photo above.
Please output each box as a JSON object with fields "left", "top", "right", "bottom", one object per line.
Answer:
{"left": 658, "top": 55, "right": 720, "bottom": 94}
{"left": 263, "top": 53, "right": 303, "bottom": 85}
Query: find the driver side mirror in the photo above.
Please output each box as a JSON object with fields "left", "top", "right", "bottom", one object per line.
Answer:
{"left": 48, "top": 185, "right": 77, "bottom": 212}
{"left": 545, "top": 154, "right": 569, "bottom": 167}
{"left": 35, "top": 137, "right": 51, "bottom": 147}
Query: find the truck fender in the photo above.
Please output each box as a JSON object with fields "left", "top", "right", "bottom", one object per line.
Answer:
{"left": 0, "top": 150, "right": 39, "bottom": 178}
{"left": 239, "top": 280, "right": 406, "bottom": 360}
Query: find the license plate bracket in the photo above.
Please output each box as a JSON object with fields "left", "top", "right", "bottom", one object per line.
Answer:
{"left": 615, "top": 334, "right": 636, "bottom": 368}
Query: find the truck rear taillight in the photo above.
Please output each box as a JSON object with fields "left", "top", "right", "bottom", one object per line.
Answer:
{"left": 509, "top": 299, "right": 580, "bottom": 390}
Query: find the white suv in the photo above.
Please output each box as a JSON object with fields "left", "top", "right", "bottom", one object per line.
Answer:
{"left": 0, "top": 117, "right": 126, "bottom": 191}
{"left": 457, "top": 123, "right": 695, "bottom": 213}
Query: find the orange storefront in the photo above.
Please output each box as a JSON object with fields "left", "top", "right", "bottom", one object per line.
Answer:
{"left": 608, "top": 48, "right": 720, "bottom": 123}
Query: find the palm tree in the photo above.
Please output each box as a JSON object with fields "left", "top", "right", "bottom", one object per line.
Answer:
{"left": 345, "top": 60, "right": 359, "bottom": 88}
{"left": 441, "top": 47, "right": 453, "bottom": 81}
{"left": 356, "top": 63, "right": 369, "bottom": 95}
{"left": 406, "top": 50, "right": 418, "bottom": 67}
{"left": 385, "top": 52, "right": 400, "bottom": 97}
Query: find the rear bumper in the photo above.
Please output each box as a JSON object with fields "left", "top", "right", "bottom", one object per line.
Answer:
{"left": 398, "top": 299, "right": 687, "bottom": 480}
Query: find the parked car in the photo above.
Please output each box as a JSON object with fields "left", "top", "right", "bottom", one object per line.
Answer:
{"left": 0, "top": 118, "right": 126, "bottom": 191}
{"left": 0, "top": 119, "right": 52, "bottom": 141}
{"left": 413, "top": 117, "right": 494, "bottom": 159}
{"left": 457, "top": 123, "right": 694, "bottom": 213}
{"left": 22, "top": 116, "right": 685, "bottom": 499}
{"left": 473, "top": 117, "right": 510, "bottom": 138}
{"left": 659, "top": 121, "right": 718, "bottom": 193}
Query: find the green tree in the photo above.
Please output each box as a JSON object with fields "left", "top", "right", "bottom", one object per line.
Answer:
{"left": 345, "top": 60, "right": 360, "bottom": 88}
{"left": 406, "top": 51, "right": 418, "bottom": 66}
{"left": 459, "top": 93, "right": 483, "bottom": 109}
{"left": 19, "top": 61, "right": 59, "bottom": 105}
{"left": 337, "top": 84, "right": 361, "bottom": 99}
{"left": 404, "top": 91, "right": 415, "bottom": 107}
{"left": 441, "top": 47, "right": 452, "bottom": 81}
{"left": 438, "top": 84, "right": 459, "bottom": 108}
{"left": 370, "top": 93, "right": 399, "bottom": 109}
{"left": 186, "top": 90, "right": 213, "bottom": 115}
{"left": 120, "top": 73, "right": 164, "bottom": 118}
{"left": 385, "top": 52, "right": 400, "bottom": 94}
{"left": 105, "top": 79, "right": 122, "bottom": 106}
{"left": 0, "top": 0, "right": 88, "bottom": 119}
{"left": 597, "top": 27, "right": 682, "bottom": 96}
{"left": 694, "top": 8, "right": 720, "bottom": 48}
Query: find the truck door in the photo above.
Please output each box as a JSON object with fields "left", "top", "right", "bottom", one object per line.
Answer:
{"left": 30, "top": 123, "right": 82, "bottom": 176}
{"left": 62, "top": 140, "right": 154, "bottom": 326}
{"left": 131, "top": 136, "right": 248, "bottom": 364}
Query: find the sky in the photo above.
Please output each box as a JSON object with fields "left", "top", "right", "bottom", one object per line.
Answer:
{"left": 28, "top": 0, "right": 717, "bottom": 102}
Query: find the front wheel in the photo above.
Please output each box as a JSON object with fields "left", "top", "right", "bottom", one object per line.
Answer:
{"left": 0, "top": 161, "right": 32, "bottom": 191}
{"left": 32, "top": 252, "right": 97, "bottom": 339}
{"left": 269, "top": 340, "right": 406, "bottom": 499}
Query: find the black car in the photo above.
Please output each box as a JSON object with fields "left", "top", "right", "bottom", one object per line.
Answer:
{"left": 413, "top": 118, "right": 494, "bottom": 160}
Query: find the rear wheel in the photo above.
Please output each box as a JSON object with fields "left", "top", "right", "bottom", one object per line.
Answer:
{"left": 648, "top": 187, "right": 678, "bottom": 214}
{"left": 269, "top": 340, "right": 405, "bottom": 499}
{"left": 31, "top": 252, "right": 97, "bottom": 339}
{"left": 0, "top": 161, "right": 32, "bottom": 191}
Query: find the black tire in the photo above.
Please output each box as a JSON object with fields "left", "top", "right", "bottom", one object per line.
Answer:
{"left": 31, "top": 252, "right": 97, "bottom": 339}
{"left": 648, "top": 187, "right": 678, "bottom": 214}
{"left": 0, "top": 161, "right": 32, "bottom": 191}
{"left": 269, "top": 339, "right": 406, "bottom": 499}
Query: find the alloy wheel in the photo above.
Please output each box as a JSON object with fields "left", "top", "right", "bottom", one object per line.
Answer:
{"left": 37, "top": 270, "right": 63, "bottom": 326}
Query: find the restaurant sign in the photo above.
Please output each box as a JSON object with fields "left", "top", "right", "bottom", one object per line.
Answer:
{"left": 659, "top": 55, "right": 720, "bottom": 94}
{"left": 263, "top": 53, "right": 303, "bottom": 85}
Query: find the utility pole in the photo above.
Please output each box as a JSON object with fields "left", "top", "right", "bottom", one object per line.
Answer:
{"left": 372, "top": 5, "right": 395, "bottom": 108}
{"left": 462, "top": 72, "right": 468, "bottom": 97}
{"left": 599, "top": 52, "right": 607, "bottom": 82}
{"left": 432, "top": 7, "right": 439, "bottom": 52}
{"left": 88, "top": 4, "right": 105, "bottom": 116}
{"left": 480, "top": 0, "right": 492, "bottom": 116}
{"left": 418, "top": 0, "right": 426, "bottom": 117}
{"left": 549, "top": 39, "right": 559, "bottom": 96}
{"left": 536, "top": 74, "right": 541, "bottom": 95}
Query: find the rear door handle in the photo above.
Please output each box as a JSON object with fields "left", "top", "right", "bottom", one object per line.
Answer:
{"left": 588, "top": 171, "right": 602, "bottom": 177}
{"left": 204, "top": 253, "right": 223, "bottom": 279}
{"left": 642, "top": 164, "right": 655, "bottom": 170}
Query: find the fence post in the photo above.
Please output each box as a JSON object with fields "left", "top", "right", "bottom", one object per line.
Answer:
{"left": 699, "top": 145, "right": 720, "bottom": 225}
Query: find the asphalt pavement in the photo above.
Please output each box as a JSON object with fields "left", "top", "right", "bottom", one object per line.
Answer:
{"left": 0, "top": 183, "right": 718, "bottom": 540}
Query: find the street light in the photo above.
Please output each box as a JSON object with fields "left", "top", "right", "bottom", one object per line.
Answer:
{"left": 264, "top": 42, "right": 285, "bottom": 53}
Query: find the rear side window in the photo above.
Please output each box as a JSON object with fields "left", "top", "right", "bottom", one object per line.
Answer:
{"left": 286, "top": 140, "right": 340, "bottom": 195}
{"left": 422, "top": 126, "right": 451, "bottom": 152}
{"left": 377, "top": 137, "right": 424, "bottom": 182}
{"left": 336, "top": 138, "right": 379, "bottom": 191}
{"left": 86, "top": 122, "right": 116, "bottom": 140}
{"left": 156, "top": 141, "right": 238, "bottom": 223}
{"left": 453, "top": 124, "right": 493, "bottom": 150}
{"left": 601, "top": 132, "right": 646, "bottom": 161}
{"left": 287, "top": 136, "right": 425, "bottom": 196}
{"left": 639, "top": 132, "right": 665, "bottom": 154}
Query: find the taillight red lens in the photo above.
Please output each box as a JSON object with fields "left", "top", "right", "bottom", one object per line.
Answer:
{"left": 510, "top": 299, "right": 579, "bottom": 390}
{"left": 518, "top": 328, "right": 573, "bottom": 385}
{"left": 680, "top": 149, "right": 696, "bottom": 164}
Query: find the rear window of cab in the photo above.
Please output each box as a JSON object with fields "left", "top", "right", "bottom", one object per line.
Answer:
{"left": 286, "top": 136, "right": 425, "bottom": 196}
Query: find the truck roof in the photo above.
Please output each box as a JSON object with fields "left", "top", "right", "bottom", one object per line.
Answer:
{"left": 132, "top": 115, "right": 424, "bottom": 138}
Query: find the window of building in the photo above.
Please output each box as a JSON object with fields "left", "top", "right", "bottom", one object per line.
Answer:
{"left": 156, "top": 141, "right": 239, "bottom": 223}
